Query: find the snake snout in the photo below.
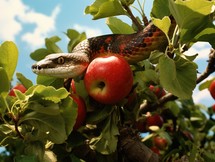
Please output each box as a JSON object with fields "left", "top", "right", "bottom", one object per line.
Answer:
{"left": 32, "top": 64, "right": 42, "bottom": 70}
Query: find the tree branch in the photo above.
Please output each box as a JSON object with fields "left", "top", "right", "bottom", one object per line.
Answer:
{"left": 118, "top": 127, "right": 159, "bottom": 162}
{"left": 196, "top": 49, "right": 215, "bottom": 84}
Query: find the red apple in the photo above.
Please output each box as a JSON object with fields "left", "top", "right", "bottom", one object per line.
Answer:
{"left": 70, "top": 79, "right": 76, "bottom": 94}
{"left": 146, "top": 114, "right": 164, "bottom": 128}
{"left": 9, "top": 84, "right": 27, "bottom": 97}
{"left": 209, "top": 80, "right": 215, "bottom": 99}
{"left": 212, "top": 104, "right": 215, "bottom": 112}
{"left": 135, "top": 118, "right": 147, "bottom": 133}
{"left": 84, "top": 55, "right": 133, "bottom": 104}
{"left": 70, "top": 94, "right": 86, "bottom": 130}
{"left": 153, "top": 136, "right": 168, "bottom": 150}
{"left": 150, "top": 146, "right": 160, "bottom": 155}
{"left": 149, "top": 85, "right": 166, "bottom": 99}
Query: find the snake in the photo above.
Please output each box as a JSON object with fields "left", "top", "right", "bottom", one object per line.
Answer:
{"left": 32, "top": 19, "right": 175, "bottom": 78}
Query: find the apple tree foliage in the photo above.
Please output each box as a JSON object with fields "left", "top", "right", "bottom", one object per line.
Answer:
{"left": 0, "top": 0, "right": 215, "bottom": 161}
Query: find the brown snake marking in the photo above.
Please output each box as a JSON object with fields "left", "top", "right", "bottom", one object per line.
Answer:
{"left": 32, "top": 18, "right": 176, "bottom": 78}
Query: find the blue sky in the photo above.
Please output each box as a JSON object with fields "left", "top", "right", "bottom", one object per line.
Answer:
{"left": 0, "top": 0, "right": 214, "bottom": 106}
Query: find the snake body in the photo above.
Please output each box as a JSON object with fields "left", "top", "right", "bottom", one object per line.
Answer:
{"left": 32, "top": 20, "right": 175, "bottom": 78}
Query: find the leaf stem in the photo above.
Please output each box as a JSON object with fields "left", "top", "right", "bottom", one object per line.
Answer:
{"left": 123, "top": 5, "right": 143, "bottom": 31}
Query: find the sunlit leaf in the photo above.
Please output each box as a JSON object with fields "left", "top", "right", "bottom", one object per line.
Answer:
{"left": 45, "top": 36, "right": 63, "bottom": 53}
{"left": 199, "top": 79, "right": 213, "bottom": 91}
{"left": 85, "top": 0, "right": 126, "bottom": 19}
{"left": 0, "top": 67, "right": 10, "bottom": 97}
{"left": 106, "top": 17, "right": 134, "bottom": 34}
{"left": 0, "top": 41, "right": 18, "bottom": 81}
{"left": 26, "top": 85, "right": 69, "bottom": 104}
{"left": 66, "top": 29, "right": 86, "bottom": 52}
{"left": 152, "top": 16, "right": 171, "bottom": 39}
{"left": 169, "top": 0, "right": 214, "bottom": 43}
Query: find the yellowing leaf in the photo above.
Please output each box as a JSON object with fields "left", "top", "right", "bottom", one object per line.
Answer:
{"left": 0, "top": 41, "right": 18, "bottom": 81}
{"left": 152, "top": 16, "right": 171, "bottom": 40}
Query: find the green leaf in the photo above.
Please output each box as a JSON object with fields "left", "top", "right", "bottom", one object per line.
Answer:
{"left": 24, "top": 141, "right": 45, "bottom": 162}
{"left": 203, "top": 151, "right": 215, "bottom": 162}
{"left": 30, "top": 48, "right": 52, "bottom": 61}
{"left": 27, "top": 85, "right": 69, "bottom": 103}
{"left": 66, "top": 29, "right": 86, "bottom": 53}
{"left": 0, "top": 41, "right": 18, "bottom": 81}
{"left": 60, "top": 97, "right": 78, "bottom": 135}
{"left": 37, "top": 75, "right": 64, "bottom": 89}
{"left": 159, "top": 54, "right": 197, "bottom": 99}
{"left": 149, "top": 51, "right": 165, "bottom": 64}
{"left": 165, "top": 101, "right": 180, "bottom": 117}
{"left": 19, "top": 112, "right": 67, "bottom": 144}
{"left": 0, "top": 67, "right": 10, "bottom": 97}
{"left": 27, "top": 102, "right": 61, "bottom": 115}
{"left": 85, "top": 0, "right": 126, "bottom": 20}
{"left": 120, "top": 0, "right": 135, "bottom": 6}
{"left": 106, "top": 17, "right": 134, "bottom": 34}
{"left": 89, "top": 110, "right": 119, "bottom": 154}
{"left": 151, "top": 0, "right": 171, "bottom": 18}
{"left": 141, "top": 69, "right": 159, "bottom": 83}
{"left": 169, "top": 0, "right": 214, "bottom": 43}
{"left": 87, "top": 106, "right": 114, "bottom": 124}
{"left": 16, "top": 73, "right": 33, "bottom": 89}
{"left": 152, "top": 16, "right": 171, "bottom": 39}
{"left": 199, "top": 79, "right": 213, "bottom": 91}
{"left": 193, "top": 24, "right": 215, "bottom": 48}
{"left": 14, "top": 155, "right": 38, "bottom": 162}
{"left": 45, "top": 36, "right": 63, "bottom": 53}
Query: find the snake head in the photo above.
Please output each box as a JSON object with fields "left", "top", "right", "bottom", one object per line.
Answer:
{"left": 32, "top": 53, "right": 89, "bottom": 78}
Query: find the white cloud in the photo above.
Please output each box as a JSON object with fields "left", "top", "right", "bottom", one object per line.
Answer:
{"left": 0, "top": 0, "right": 60, "bottom": 49}
{"left": 193, "top": 88, "right": 212, "bottom": 106}
{"left": 73, "top": 24, "right": 102, "bottom": 38}
{"left": 184, "top": 42, "right": 212, "bottom": 60}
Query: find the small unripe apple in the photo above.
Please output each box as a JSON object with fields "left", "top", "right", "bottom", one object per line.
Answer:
{"left": 146, "top": 114, "right": 164, "bottom": 128}
{"left": 209, "top": 80, "right": 215, "bottom": 99}
{"left": 149, "top": 85, "right": 166, "bottom": 99}
{"left": 153, "top": 136, "right": 168, "bottom": 150}
{"left": 9, "top": 84, "right": 27, "bottom": 96}
{"left": 71, "top": 94, "right": 86, "bottom": 130}
{"left": 84, "top": 55, "right": 133, "bottom": 104}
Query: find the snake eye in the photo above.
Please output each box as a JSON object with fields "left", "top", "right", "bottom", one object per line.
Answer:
{"left": 57, "top": 57, "right": 65, "bottom": 64}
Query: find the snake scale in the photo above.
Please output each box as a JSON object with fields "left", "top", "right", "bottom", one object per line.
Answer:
{"left": 32, "top": 18, "right": 175, "bottom": 78}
